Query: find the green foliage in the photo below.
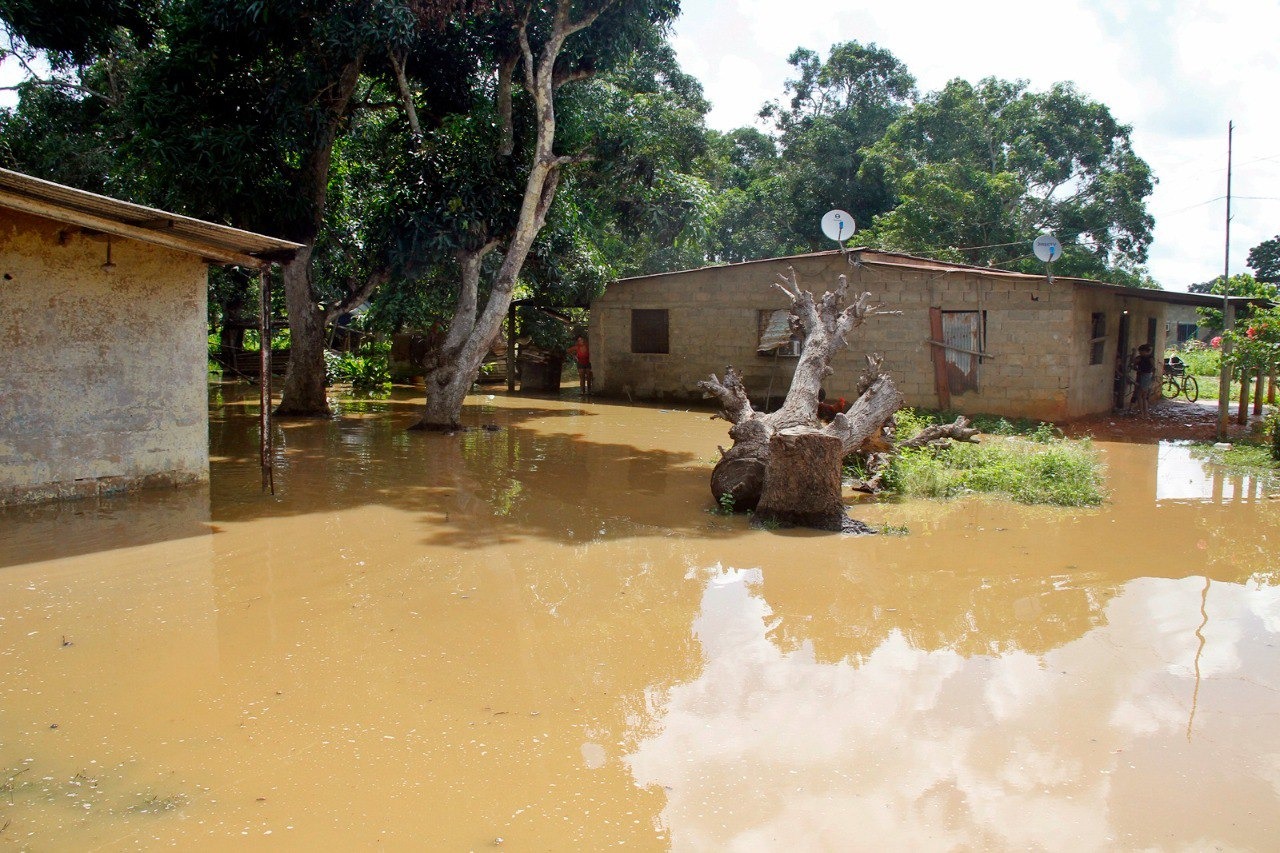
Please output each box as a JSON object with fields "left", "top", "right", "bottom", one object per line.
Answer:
{"left": 859, "top": 77, "right": 1154, "bottom": 282}
{"left": 1248, "top": 235, "right": 1280, "bottom": 284}
{"left": 1193, "top": 273, "right": 1278, "bottom": 331}
{"left": 324, "top": 346, "right": 391, "bottom": 398}
{"left": 713, "top": 491, "right": 737, "bottom": 515}
{"left": 1270, "top": 412, "right": 1280, "bottom": 463}
{"left": 883, "top": 438, "right": 1105, "bottom": 507}
{"left": 893, "top": 407, "right": 1056, "bottom": 439}
{"left": 877, "top": 408, "right": 1100, "bottom": 506}
{"left": 1172, "top": 340, "right": 1220, "bottom": 376}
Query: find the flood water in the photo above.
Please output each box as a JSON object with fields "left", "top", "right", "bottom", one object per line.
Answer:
{"left": 1, "top": 383, "right": 1278, "bottom": 850}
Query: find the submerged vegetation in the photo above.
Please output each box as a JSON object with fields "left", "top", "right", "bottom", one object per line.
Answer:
{"left": 871, "top": 409, "right": 1106, "bottom": 507}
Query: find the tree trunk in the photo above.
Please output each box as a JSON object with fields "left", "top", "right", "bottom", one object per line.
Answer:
{"left": 700, "top": 268, "right": 972, "bottom": 532}
{"left": 275, "top": 246, "right": 331, "bottom": 417}
{"left": 411, "top": 0, "right": 590, "bottom": 430}
{"left": 754, "top": 428, "right": 859, "bottom": 531}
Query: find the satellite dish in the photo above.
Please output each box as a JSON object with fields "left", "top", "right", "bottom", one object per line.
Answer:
{"left": 821, "top": 209, "right": 856, "bottom": 244}
{"left": 1033, "top": 234, "right": 1062, "bottom": 264}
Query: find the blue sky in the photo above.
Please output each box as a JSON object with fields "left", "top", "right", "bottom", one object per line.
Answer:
{"left": 671, "top": 0, "right": 1280, "bottom": 290}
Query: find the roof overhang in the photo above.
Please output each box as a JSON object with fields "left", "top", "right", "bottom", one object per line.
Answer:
{"left": 0, "top": 168, "right": 303, "bottom": 269}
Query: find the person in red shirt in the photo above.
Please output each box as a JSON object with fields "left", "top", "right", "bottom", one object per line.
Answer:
{"left": 569, "top": 335, "right": 592, "bottom": 396}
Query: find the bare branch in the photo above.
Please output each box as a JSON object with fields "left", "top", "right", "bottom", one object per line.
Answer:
{"left": 562, "top": 0, "right": 616, "bottom": 38}
{"left": 324, "top": 270, "right": 391, "bottom": 325}
{"left": 898, "top": 416, "right": 981, "bottom": 449}
{"left": 698, "top": 367, "right": 756, "bottom": 424}
{"left": 387, "top": 48, "right": 422, "bottom": 140}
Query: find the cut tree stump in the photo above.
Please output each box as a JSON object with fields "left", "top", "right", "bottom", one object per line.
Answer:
{"left": 754, "top": 427, "right": 870, "bottom": 533}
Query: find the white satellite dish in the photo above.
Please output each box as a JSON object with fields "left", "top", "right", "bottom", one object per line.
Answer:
{"left": 1033, "top": 234, "right": 1062, "bottom": 264}
{"left": 821, "top": 209, "right": 856, "bottom": 244}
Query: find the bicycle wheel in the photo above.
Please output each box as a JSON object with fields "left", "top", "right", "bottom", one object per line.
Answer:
{"left": 1162, "top": 375, "right": 1180, "bottom": 399}
{"left": 1184, "top": 375, "right": 1198, "bottom": 403}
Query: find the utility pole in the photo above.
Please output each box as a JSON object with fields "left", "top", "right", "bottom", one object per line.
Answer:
{"left": 1216, "top": 121, "right": 1234, "bottom": 441}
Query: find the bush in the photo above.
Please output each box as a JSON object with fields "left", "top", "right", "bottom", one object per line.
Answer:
{"left": 325, "top": 344, "right": 391, "bottom": 397}
{"left": 1176, "top": 341, "right": 1220, "bottom": 376}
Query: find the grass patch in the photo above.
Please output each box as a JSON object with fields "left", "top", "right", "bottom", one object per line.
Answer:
{"left": 882, "top": 436, "right": 1106, "bottom": 507}
{"left": 894, "top": 408, "right": 1061, "bottom": 441}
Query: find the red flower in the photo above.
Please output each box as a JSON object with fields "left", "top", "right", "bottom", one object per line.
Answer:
{"left": 1211, "top": 336, "right": 1222, "bottom": 348}
{"left": 1247, "top": 327, "right": 1257, "bottom": 338}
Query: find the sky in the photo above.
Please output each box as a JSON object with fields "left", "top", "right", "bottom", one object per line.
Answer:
{"left": 670, "top": 0, "right": 1280, "bottom": 291}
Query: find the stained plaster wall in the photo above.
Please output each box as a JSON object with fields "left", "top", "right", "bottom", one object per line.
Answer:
{"left": 590, "top": 253, "right": 1150, "bottom": 422}
{"left": 0, "top": 208, "right": 209, "bottom": 505}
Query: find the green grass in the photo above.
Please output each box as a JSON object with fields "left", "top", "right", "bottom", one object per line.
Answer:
{"left": 882, "top": 438, "right": 1105, "bottom": 507}
{"left": 874, "top": 409, "right": 1105, "bottom": 507}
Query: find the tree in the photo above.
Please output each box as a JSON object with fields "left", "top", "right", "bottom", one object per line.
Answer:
{"left": 0, "top": 0, "right": 487, "bottom": 416}
{"left": 380, "top": 0, "right": 681, "bottom": 430}
{"left": 859, "top": 78, "right": 1155, "bottom": 282}
{"left": 1248, "top": 235, "right": 1280, "bottom": 284}
{"left": 760, "top": 42, "right": 916, "bottom": 252}
{"left": 698, "top": 269, "right": 975, "bottom": 531}
{"left": 1192, "top": 273, "right": 1277, "bottom": 331}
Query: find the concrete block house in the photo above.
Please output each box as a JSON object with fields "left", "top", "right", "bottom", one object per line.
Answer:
{"left": 589, "top": 249, "right": 1224, "bottom": 422}
{"left": 0, "top": 168, "right": 300, "bottom": 506}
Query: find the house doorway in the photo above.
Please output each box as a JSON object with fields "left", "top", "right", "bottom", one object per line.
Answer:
{"left": 1114, "top": 313, "right": 1131, "bottom": 410}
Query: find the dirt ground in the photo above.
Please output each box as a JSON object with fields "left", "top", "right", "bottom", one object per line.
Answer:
{"left": 1062, "top": 397, "right": 1270, "bottom": 443}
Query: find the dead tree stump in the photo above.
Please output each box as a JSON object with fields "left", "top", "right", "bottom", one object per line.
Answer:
{"left": 754, "top": 427, "right": 852, "bottom": 531}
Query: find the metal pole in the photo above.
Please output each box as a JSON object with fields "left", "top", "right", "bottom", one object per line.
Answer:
{"left": 1216, "top": 121, "right": 1234, "bottom": 440}
{"left": 259, "top": 268, "right": 274, "bottom": 494}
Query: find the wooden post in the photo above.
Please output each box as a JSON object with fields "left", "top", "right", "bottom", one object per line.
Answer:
{"left": 259, "top": 269, "right": 274, "bottom": 494}
{"left": 928, "top": 306, "right": 951, "bottom": 411}
{"left": 1268, "top": 368, "right": 1277, "bottom": 405}
{"left": 506, "top": 301, "right": 517, "bottom": 393}
{"left": 1253, "top": 368, "right": 1265, "bottom": 415}
{"left": 1236, "top": 366, "right": 1250, "bottom": 426}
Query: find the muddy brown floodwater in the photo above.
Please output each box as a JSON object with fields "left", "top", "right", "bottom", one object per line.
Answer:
{"left": 2, "top": 383, "right": 1279, "bottom": 850}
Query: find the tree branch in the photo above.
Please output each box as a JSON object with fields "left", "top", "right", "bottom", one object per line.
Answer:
{"left": 698, "top": 367, "right": 757, "bottom": 424}
{"left": 387, "top": 47, "right": 422, "bottom": 140}
{"left": 324, "top": 270, "right": 391, "bottom": 325}
{"left": 496, "top": 52, "right": 518, "bottom": 156}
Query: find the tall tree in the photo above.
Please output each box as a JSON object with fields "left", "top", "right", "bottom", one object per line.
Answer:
{"left": 1248, "top": 235, "right": 1280, "bottom": 284}
{"left": 1, "top": 0, "right": 486, "bottom": 416}
{"left": 859, "top": 77, "right": 1155, "bottom": 282}
{"left": 378, "top": 0, "right": 680, "bottom": 429}
{"left": 759, "top": 41, "right": 916, "bottom": 250}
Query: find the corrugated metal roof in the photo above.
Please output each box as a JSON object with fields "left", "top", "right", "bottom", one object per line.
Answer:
{"left": 611, "top": 248, "right": 1262, "bottom": 309}
{"left": 0, "top": 168, "right": 302, "bottom": 268}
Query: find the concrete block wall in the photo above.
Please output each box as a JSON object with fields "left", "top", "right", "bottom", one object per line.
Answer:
{"left": 590, "top": 253, "right": 1157, "bottom": 422}
{"left": 0, "top": 209, "right": 210, "bottom": 505}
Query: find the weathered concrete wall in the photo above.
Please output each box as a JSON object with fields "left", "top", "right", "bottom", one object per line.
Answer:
{"left": 0, "top": 208, "right": 209, "bottom": 505}
{"left": 591, "top": 253, "right": 1093, "bottom": 421}
{"left": 1066, "top": 285, "right": 1164, "bottom": 418}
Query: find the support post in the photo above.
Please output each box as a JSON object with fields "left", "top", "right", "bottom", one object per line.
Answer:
{"left": 1216, "top": 120, "right": 1234, "bottom": 440}
{"left": 1237, "top": 366, "right": 1250, "bottom": 426}
{"left": 506, "top": 301, "right": 517, "bottom": 393}
{"left": 1254, "top": 368, "right": 1265, "bottom": 416}
{"left": 259, "top": 269, "right": 275, "bottom": 494}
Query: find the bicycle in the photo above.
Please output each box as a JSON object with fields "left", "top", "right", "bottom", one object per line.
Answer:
{"left": 1161, "top": 357, "right": 1199, "bottom": 402}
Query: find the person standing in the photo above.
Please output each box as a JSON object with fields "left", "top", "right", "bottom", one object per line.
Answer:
{"left": 1132, "top": 343, "right": 1156, "bottom": 417}
{"left": 569, "top": 335, "right": 592, "bottom": 396}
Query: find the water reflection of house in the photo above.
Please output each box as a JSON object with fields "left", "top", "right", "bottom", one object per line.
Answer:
{"left": 589, "top": 249, "right": 1230, "bottom": 421}
{"left": 0, "top": 168, "right": 301, "bottom": 506}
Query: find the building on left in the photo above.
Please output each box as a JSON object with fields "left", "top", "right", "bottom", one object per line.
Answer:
{"left": 0, "top": 168, "right": 302, "bottom": 506}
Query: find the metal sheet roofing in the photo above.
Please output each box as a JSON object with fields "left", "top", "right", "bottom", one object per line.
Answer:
{"left": 0, "top": 167, "right": 302, "bottom": 269}
{"left": 612, "top": 248, "right": 1261, "bottom": 309}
